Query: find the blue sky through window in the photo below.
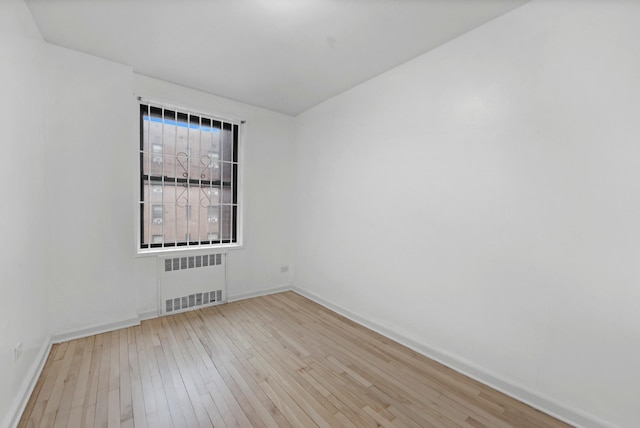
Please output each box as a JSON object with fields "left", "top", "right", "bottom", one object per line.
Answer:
{"left": 143, "top": 115, "right": 220, "bottom": 133}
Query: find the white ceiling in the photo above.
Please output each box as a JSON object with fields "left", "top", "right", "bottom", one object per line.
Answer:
{"left": 26, "top": 0, "right": 528, "bottom": 116}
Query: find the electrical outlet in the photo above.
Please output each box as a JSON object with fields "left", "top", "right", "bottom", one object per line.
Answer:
{"left": 280, "top": 265, "right": 289, "bottom": 273}
{"left": 14, "top": 342, "right": 23, "bottom": 361}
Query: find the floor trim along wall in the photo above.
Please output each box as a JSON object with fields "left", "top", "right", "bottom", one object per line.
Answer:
{"left": 291, "top": 286, "right": 618, "bottom": 428}
{"left": 227, "top": 285, "right": 292, "bottom": 303}
{"left": 3, "top": 338, "right": 52, "bottom": 428}
{"left": 51, "top": 316, "right": 142, "bottom": 344}
{"left": 138, "top": 309, "right": 159, "bottom": 321}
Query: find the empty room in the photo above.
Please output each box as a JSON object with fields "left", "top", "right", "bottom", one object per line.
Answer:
{"left": 1, "top": 0, "right": 638, "bottom": 427}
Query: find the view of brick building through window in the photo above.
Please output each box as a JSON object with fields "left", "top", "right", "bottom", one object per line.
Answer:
{"left": 140, "top": 104, "right": 238, "bottom": 249}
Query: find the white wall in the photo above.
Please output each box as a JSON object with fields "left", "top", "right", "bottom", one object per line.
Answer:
{"left": 42, "top": 51, "right": 296, "bottom": 330}
{"left": 45, "top": 45, "right": 138, "bottom": 333}
{"left": 133, "top": 75, "right": 296, "bottom": 312}
{"left": 294, "top": 1, "right": 640, "bottom": 427}
{"left": 0, "top": 1, "right": 49, "bottom": 426}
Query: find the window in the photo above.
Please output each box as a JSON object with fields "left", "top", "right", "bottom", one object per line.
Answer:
{"left": 139, "top": 102, "right": 240, "bottom": 250}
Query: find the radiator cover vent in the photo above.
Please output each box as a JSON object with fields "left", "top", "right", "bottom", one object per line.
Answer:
{"left": 165, "top": 289, "right": 223, "bottom": 313}
{"left": 164, "top": 253, "right": 222, "bottom": 272}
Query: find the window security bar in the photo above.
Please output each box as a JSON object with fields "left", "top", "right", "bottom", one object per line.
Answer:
{"left": 139, "top": 101, "right": 240, "bottom": 250}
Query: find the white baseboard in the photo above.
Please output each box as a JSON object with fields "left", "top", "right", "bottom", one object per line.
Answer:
{"left": 138, "top": 309, "right": 158, "bottom": 321}
{"left": 50, "top": 286, "right": 293, "bottom": 345}
{"left": 291, "top": 286, "right": 619, "bottom": 428}
{"left": 52, "top": 316, "right": 142, "bottom": 344}
{"left": 227, "top": 285, "right": 292, "bottom": 303}
{"left": 2, "top": 337, "right": 52, "bottom": 428}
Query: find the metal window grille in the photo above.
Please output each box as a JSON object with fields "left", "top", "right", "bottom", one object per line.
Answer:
{"left": 139, "top": 101, "right": 240, "bottom": 250}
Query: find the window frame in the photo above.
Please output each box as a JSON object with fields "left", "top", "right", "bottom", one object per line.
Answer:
{"left": 136, "top": 98, "right": 244, "bottom": 255}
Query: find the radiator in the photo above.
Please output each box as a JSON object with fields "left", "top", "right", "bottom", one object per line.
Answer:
{"left": 159, "top": 253, "right": 226, "bottom": 315}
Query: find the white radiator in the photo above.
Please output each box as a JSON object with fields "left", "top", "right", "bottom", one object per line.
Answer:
{"left": 158, "top": 253, "right": 226, "bottom": 315}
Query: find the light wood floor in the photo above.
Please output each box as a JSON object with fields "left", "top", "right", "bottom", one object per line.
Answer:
{"left": 19, "top": 291, "right": 572, "bottom": 428}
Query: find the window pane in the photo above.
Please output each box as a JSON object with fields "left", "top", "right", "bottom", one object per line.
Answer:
{"left": 176, "top": 124, "right": 189, "bottom": 171}
{"left": 207, "top": 205, "right": 219, "bottom": 224}
{"left": 221, "top": 124, "right": 233, "bottom": 162}
{"left": 175, "top": 183, "right": 188, "bottom": 207}
{"left": 220, "top": 161, "right": 232, "bottom": 184}
{"left": 211, "top": 187, "right": 221, "bottom": 204}
{"left": 189, "top": 127, "right": 201, "bottom": 158}
{"left": 187, "top": 203, "right": 198, "bottom": 242}
{"left": 197, "top": 152, "right": 219, "bottom": 181}
{"left": 232, "top": 163, "right": 238, "bottom": 202}
{"left": 208, "top": 205, "right": 220, "bottom": 242}
{"left": 141, "top": 117, "right": 149, "bottom": 152}
{"left": 195, "top": 203, "right": 206, "bottom": 243}
{"left": 190, "top": 152, "right": 210, "bottom": 181}
{"left": 232, "top": 124, "right": 239, "bottom": 163}
{"left": 162, "top": 181, "right": 176, "bottom": 204}
{"left": 221, "top": 187, "right": 232, "bottom": 204}
{"left": 206, "top": 127, "right": 220, "bottom": 153}
{"left": 209, "top": 154, "right": 221, "bottom": 181}
{"left": 141, "top": 113, "right": 163, "bottom": 153}
{"left": 148, "top": 204, "right": 165, "bottom": 245}
{"left": 142, "top": 152, "right": 163, "bottom": 177}
{"left": 152, "top": 204, "right": 163, "bottom": 221}
{"left": 175, "top": 152, "right": 189, "bottom": 179}
{"left": 232, "top": 205, "right": 238, "bottom": 241}
{"left": 221, "top": 205, "right": 232, "bottom": 240}
{"left": 162, "top": 203, "right": 176, "bottom": 245}
{"left": 140, "top": 180, "right": 149, "bottom": 204}
{"left": 149, "top": 184, "right": 163, "bottom": 202}
{"left": 163, "top": 155, "right": 177, "bottom": 178}
{"left": 162, "top": 119, "right": 176, "bottom": 155}
{"left": 140, "top": 202, "right": 148, "bottom": 245}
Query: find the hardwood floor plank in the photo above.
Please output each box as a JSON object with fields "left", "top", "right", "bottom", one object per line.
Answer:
{"left": 52, "top": 338, "right": 85, "bottom": 428}
{"left": 140, "top": 321, "right": 173, "bottom": 428}
{"left": 42, "top": 340, "right": 77, "bottom": 421}
{"left": 70, "top": 335, "right": 95, "bottom": 409}
{"left": 258, "top": 380, "right": 317, "bottom": 427}
{"left": 107, "top": 388, "right": 120, "bottom": 428}
{"left": 19, "top": 350, "right": 58, "bottom": 428}
{"left": 93, "top": 333, "right": 112, "bottom": 427}
{"left": 154, "top": 340, "right": 189, "bottom": 428}
{"left": 159, "top": 316, "right": 213, "bottom": 428}
{"left": 127, "top": 327, "right": 148, "bottom": 428}
{"left": 118, "top": 329, "right": 134, "bottom": 426}
{"left": 80, "top": 334, "right": 103, "bottom": 428}
{"left": 19, "top": 292, "right": 573, "bottom": 428}
{"left": 17, "top": 351, "right": 50, "bottom": 428}
{"left": 65, "top": 405, "right": 82, "bottom": 428}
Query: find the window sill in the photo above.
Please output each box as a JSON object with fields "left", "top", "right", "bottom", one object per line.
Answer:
{"left": 136, "top": 242, "right": 244, "bottom": 258}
